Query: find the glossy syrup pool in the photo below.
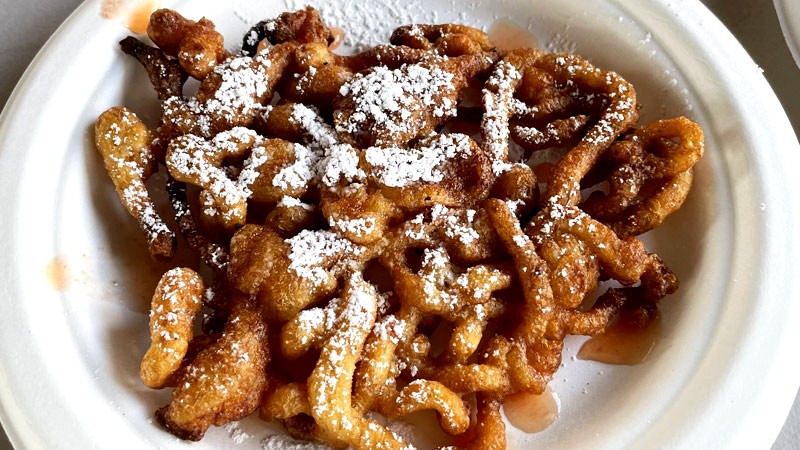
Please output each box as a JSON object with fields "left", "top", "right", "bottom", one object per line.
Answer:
{"left": 329, "top": 27, "right": 345, "bottom": 50}
{"left": 503, "top": 386, "right": 560, "bottom": 433}
{"left": 488, "top": 19, "right": 539, "bottom": 51}
{"left": 100, "top": 0, "right": 161, "bottom": 34}
{"left": 578, "top": 314, "right": 662, "bottom": 365}
{"left": 127, "top": 0, "right": 161, "bottom": 34}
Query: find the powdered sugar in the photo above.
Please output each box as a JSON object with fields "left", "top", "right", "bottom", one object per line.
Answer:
{"left": 505, "top": 198, "right": 525, "bottom": 214}
{"left": 120, "top": 183, "right": 173, "bottom": 245}
{"left": 482, "top": 60, "right": 522, "bottom": 175}
{"left": 418, "top": 247, "right": 461, "bottom": 311}
{"left": 330, "top": 216, "right": 377, "bottom": 237}
{"left": 365, "top": 134, "right": 472, "bottom": 187}
{"left": 282, "top": 104, "right": 367, "bottom": 190}
{"left": 286, "top": 230, "right": 366, "bottom": 284}
{"left": 372, "top": 315, "right": 409, "bottom": 345}
{"left": 431, "top": 204, "right": 480, "bottom": 246}
{"left": 238, "top": 146, "right": 270, "bottom": 196}
{"left": 277, "top": 196, "right": 315, "bottom": 210}
{"left": 282, "top": 0, "right": 441, "bottom": 52}
{"left": 318, "top": 144, "right": 366, "bottom": 188}
{"left": 167, "top": 131, "right": 259, "bottom": 224}
{"left": 337, "top": 63, "right": 457, "bottom": 144}
{"left": 168, "top": 137, "right": 244, "bottom": 209}
{"left": 260, "top": 434, "right": 333, "bottom": 450}
{"left": 309, "top": 273, "right": 383, "bottom": 432}
{"left": 223, "top": 421, "right": 252, "bottom": 444}
{"left": 289, "top": 104, "right": 340, "bottom": 149}
{"left": 272, "top": 143, "right": 319, "bottom": 190}
{"left": 163, "top": 51, "right": 275, "bottom": 137}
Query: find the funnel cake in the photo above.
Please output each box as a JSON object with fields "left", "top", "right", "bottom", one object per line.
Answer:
{"left": 93, "top": 6, "right": 703, "bottom": 448}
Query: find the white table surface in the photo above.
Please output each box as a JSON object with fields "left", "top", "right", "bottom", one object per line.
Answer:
{"left": 0, "top": 0, "right": 798, "bottom": 448}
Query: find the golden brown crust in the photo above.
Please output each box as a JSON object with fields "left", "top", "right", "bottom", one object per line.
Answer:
{"left": 148, "top": 9, "right": 228, "bottom": 79}
{"left": 94, "top": 107, "right": 176, "bottom": 261}
{"left": 249, "top": 6, "right": 333, "bottom": 48}
{"left": 148, "top": 9, "right": 194, "bottom": 56}
{"left": 157, "top": 295, "right": 269, "bottom": 441}
{"left": 119, "top": 36, "right": 187, "bottom": 103}
{"left": 141, "top": 268, "right": 206, "bottom": 388}
{"left": 165, "top": 177, "right": 229, "bottom": 273}
{"left": 391, "top": 24, "right": 496, "bottom": 56}
{"left": 581, "top": 117, "right": 703, "bottom": 237}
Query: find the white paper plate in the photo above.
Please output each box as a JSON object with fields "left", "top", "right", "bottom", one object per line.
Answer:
{"left": 774, "top": 0, "right": 800, "bottom": 68}
{"left": 1, "top": 0, "right": 799, "bottom": 449}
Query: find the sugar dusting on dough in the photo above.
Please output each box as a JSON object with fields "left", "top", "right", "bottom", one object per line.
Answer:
{"left": 286, "top": 230, "right": 366, "bottom": 285}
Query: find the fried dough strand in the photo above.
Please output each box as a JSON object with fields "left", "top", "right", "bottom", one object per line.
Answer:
{"left": 307, "top": 273, "right": 413, "bottom": 449}
{"left": 164, "top": 177, "right": 229, "bottom": 273}
{"left": 140, "top": 268, "right": 206, "bottom": 389}
{"left": 148, "top": 9, "right": 228, "bottom": 79}
{"left": 582, "top": 117, "right": 703, "bottom": 237}
{"left": 157, "top": 295, "right": 269, "bottom": 441}
{"left": 119, "top": 36, "right": 187, "bottom": 102}
{"left": 94, "top": 107, "right": 176, "bottom": 260}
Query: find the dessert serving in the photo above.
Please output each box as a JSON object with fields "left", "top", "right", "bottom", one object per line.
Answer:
{"left": 94, "top": 6, "right": 703, "bottom": 449}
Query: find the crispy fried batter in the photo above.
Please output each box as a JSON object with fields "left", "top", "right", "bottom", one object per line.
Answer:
{"left": 157, "top": 295, "right": 268, "bottom": 441}
{"left": 365, "top": 133, "right": 493, "bottom": 209}
{"left": 177, "top": 18, "right": 228, "bottom": 80}
{"left": 95, "top": 6, "right": 704, "bottom": 448}
{"left": 582, "top": 117, "right": 703, "bottom": 237}
{"left": 308, "top": 273, "right": 413, "bottom": 449}
{"left": 141, "top": 268, "right": 205, "bottom": 388}
{"left": 165, "top": 177, "right": 229, "bottom": 273}
{"left": 391, "top": 24, "right": 496, "bottom": 56}
{"left": 94, "top": 107, "right": 176, "bottom": 260}
{"left": 265, "top": 197, "right": 322, "bottom": 238}
{"left": 260, "top": 381, "right": 311, "bottom": 420}
{"left": 166, "top": 127, "right": 259, "bottom": 233}
{"left": 334, "top": 54, "right": 497, "bottom": 148}
{"left": 280, "top": 43, "right": 355, "bottom": 107}
{"left": 148, "top": 9, "right": 228, "bottom": 79}
{"left": 147, "top": 8, "right": 195, "bottom": 56}
{"left": 161, "top": 42, "right": 295, "bottom": 139}
{"left": 119, "top": 36, "right": 187, "bottom": 102}
{"left": 242, "top": 6, "right": 333, "bottom": 55}
{"left": 228, "top": 224, "right": 380, "bottom": 321}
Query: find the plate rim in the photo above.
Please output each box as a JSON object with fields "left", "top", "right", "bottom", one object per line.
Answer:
{"left": 0, "top": 0, "right": 100, "bottom": 448}
{"left": 0, "top": 0, "right": 799, "bottom": 449}
{"left": 773, "top": 0, "right": 800, "bottom": 69}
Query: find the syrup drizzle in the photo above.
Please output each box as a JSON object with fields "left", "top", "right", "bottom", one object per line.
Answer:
{"left": 330, "top": 27, "right": 345, "bottom": 50}
{"left": 578, "top": 314, "right": 662, "bottom": 365}
{"left": 488, "top": 19, "right": 539, "bottom": 51}
{"left": 100, "top": 0, "right": 161, "bottom": 34}
{"left": 126, "top": 0, "right": 161, "bottom": 34}
{"left": 45, "top": 256, "right": 70, "bottom": 292}
{"left": 502, "top": 386, "right": 560, "bottom": 433}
